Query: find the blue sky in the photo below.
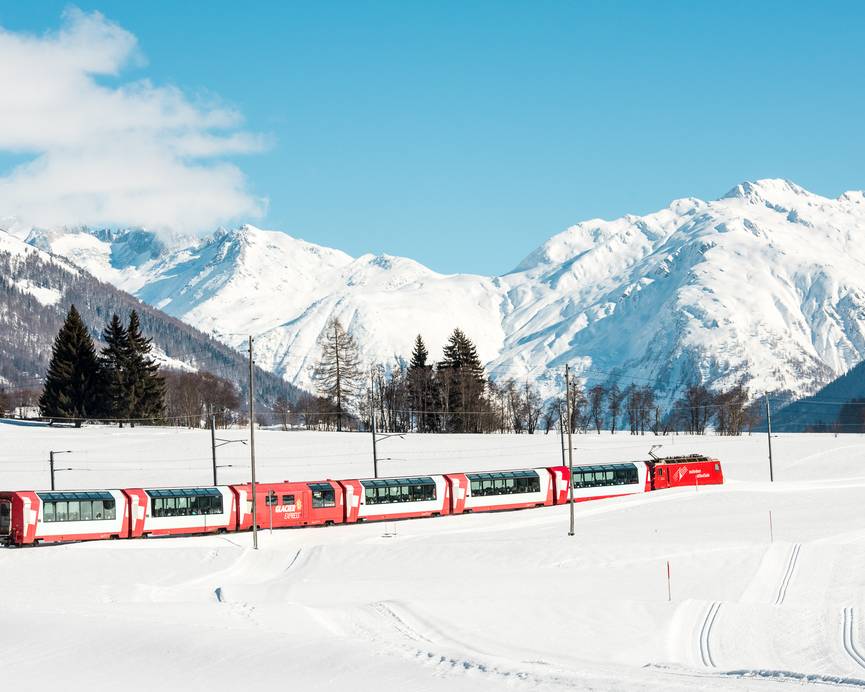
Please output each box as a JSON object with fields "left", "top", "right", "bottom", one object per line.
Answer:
{"left": 0, "top": 2, "right": 863, "bottom": 274}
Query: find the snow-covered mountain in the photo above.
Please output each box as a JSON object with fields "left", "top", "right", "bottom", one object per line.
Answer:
{"left": 12, "top": 179, "right": 865, "bottom": 400}
{"left": 0, "top": 226, "right": 302, "bottom": 403}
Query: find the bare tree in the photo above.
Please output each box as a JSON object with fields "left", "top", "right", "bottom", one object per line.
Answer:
{"left": 675, "top": 383, "right": 714, "bottom": 434}
{"left": 637, "top": 386, "right": 655, "bottom": 434}
{"left": 313, "top": 317, "right": 363, "bottom": 432}
{"left": 588, "top": 384, "right": 606, "bottom": 434}
{"left": 608, "top": 383, "right": 624, "bottom": 434}
{"left": 524, "top": 380, "right": 543, "bottom": 434}
{"left": 568, "top": 380, "right": 587, "bottom": 433}
{"left": 714, "top": 384, "right": 749, "bottom": 435}
{"left": 273, "top": 395, "right": 291, "bottom": 431}
{"left": 542, "top": 400, "right": 559, "bottom": 434}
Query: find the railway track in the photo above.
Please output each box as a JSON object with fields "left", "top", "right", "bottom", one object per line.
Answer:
{"left": 698, "top": 601, "right": 722, "bottom": 668}
{"left": 842, "top": 607, "right": 865, "bottom": 670}
{"left": 773, "top": 543, "right": 801, "bottom": 606}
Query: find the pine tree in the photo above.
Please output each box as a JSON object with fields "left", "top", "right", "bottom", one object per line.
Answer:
{"left": 100, "top": 313, "right": 132, "bottom": 424}
{"left": 126, "top": 310, "right": 165, "bottom": 424}
{"left": 407, "top": 334, "right": 435, "bottom": 432}
{"left": 39, "top": 305, "right": 102, "bottom": 426}
{"left": 438, "top": 328, "right": 486, "bottom": 432}
{"left": 313, "top": 317, "right": 363, "bottom": 432}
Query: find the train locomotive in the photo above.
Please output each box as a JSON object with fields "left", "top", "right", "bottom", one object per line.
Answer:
{"left": 0, "top": 454, "right": 722, "bottom": 547}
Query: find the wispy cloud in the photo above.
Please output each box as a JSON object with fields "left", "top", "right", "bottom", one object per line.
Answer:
{"left": 0, "top": 8, "right": 267, "bottom": 233}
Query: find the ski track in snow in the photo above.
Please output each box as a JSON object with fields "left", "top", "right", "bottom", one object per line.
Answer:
{"left": 775, "top": 543, "right": 802, "bottom": 606}
{"left": 698, "top": 601, "right": 722, "bottom": 668}
{"left": 843, "top": 608, "right": 865, "bottom": 670}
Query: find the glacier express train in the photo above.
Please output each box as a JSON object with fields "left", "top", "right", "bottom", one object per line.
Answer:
{"left": 0, "top": 455, "right": 723, "bottom": 546}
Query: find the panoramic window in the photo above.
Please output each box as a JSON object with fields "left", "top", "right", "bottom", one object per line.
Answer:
{"left": 571, "top": 464, "right": 639, "bottom": 489}
{"left": 146, "top": 488, "right": 224, "bottom": 518}
{"left": 38, "top": 492, "right": 117, "bottom": 523}
{"left": 467, "top": 470, "right": 541, "bottom": 497}
{"left": 361, "top": 478, "right": 437, "bottom": 505}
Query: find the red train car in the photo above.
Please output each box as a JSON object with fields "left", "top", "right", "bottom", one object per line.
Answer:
{"left": 124, "top": 486, "right": 238, "bottom": 538}
{"left": 650, "top": 455, "right": 724, "bottom": 489}
{"left": 0, "top": 489, "right": 129, "bottom": 545}
{"left": 340, "top": 475, "right": 450, "bottom": 523}
{"left": 447, "top": 466, "right": 567, "bottom": 514}
{"left": 233, "top": 480, "right": 345, "bottom": 530}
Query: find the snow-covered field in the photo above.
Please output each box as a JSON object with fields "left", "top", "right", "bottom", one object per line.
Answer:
{"left": 2, "top": 423, "right": 865, "bottom": 690}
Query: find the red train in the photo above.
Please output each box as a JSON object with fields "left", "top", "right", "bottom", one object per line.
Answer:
{"left": 0, "top": 454, "right": 723, "bottom": 546}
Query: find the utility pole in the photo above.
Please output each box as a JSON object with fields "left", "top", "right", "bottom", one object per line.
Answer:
{"left": 765, "top": 393, "right": 774, "bottom": 483}
{"left": 565, "top": 364, "right": 575, "bottom": 537}
{"left": 49, "top": 450, "right": 72, "bottom": 490}
{"left": 558, "top": 402, "right": 566, "bottom": 466}
{"left": 370, "top": 372, "right": 379, "bottom": 479}
{"left": 210, "top": 406, "right": 217, "bottom": 486}
{"left": 248, "top": 336, "right": 258, "bottom": 550}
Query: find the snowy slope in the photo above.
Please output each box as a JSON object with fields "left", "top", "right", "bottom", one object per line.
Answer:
{"left": 20, "top": 179, "right": 865, "bottom": 399}
{"left": 0, "top": 227, "right": 302, "bottom": 400}
{"left": 3, "top": 426, "right": 865, "bottom": 690}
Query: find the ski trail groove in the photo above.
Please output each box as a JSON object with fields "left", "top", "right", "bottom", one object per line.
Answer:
{"left": 698, "top": 601, "right": 722, "bottom": 668}
{"left": 843, "top": 608, "right": 865, "bottom": 670}
{"left": 774, "top": 543, "right": 801, "bottom": 606}
{"left": 373, "top": 602, "right": 434, "bottom": 644}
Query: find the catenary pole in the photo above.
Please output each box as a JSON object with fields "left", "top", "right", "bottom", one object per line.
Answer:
{"left": 370, "top": 372, "right": 379, "bottom": 479}
{"left": 565, "top": 364, "right": 574, "bottom": 537}
{"left": 210, "top": 407, "right": 218, "bottom": 486}
{"left": 558, "top": 403, "right": 566, "bottom": 466}
{"left": 765, "top": 393, "right": 774, "bottom": 482}
{"left": 49, "top": 450, "right": 71, "bottom": 490}
{"left": 248, "top": 336, "right": 258, "bottom": 550}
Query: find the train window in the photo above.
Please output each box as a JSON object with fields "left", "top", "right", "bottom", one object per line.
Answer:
{"left": 572, "top": 464, "right": 638, "bottom": 489}
{"left": 282, "top": 495, "right": 294, "bottom": 505}
{"left": 466, "top": 470, "right": 540, "bottom": 497}
{"left": 309, "top": 483, "right": 336, "bottom": 508}
{"left": 147, "top": 488, "right": 223, "bottom": 518}
{"left": 0, "top": 502, "right": 9, "bottom": 535}
{"left": 361, "top": 477, "right": 436, "bottom": 505}
{"left": 38, "top": 492, "right": 118, "bottom": 523}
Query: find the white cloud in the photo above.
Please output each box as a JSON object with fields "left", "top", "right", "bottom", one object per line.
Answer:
{"left": 0, "top": 8, "right": 267, "bottom": 233}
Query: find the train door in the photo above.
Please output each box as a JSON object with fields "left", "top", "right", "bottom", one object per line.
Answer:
{"left": 0, "top": 500, "right": 11, "bottom": 540}
{"left": 653, "top": 465, "right": 669, "bottom": 490}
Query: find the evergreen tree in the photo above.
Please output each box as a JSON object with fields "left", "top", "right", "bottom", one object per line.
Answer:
{"left": 407, "top": 334, "right": 435, "bottom": 432}
{"left": 126, "top": 310, "right": 165, "bottom": 423}
{"left": 39, "top": 305, "right": 102, "bottom": 426}
{"left": 313, "top": 317, "right": 363, "bottom": 432}
{"left": 438, "top": 328, "right": 486, "bottom": 432}
{"left": 100, "top": 313, "right": 132, "bottom": 424}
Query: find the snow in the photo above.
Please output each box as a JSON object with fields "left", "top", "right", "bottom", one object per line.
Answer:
{"left": 24, "top": 180, "right": 865, "bottom": 401}
{"left": 2, "top": 425, "right": 865, "bottom": 690}
{"left": 12, "top": 278, "right": 62, "bottom": 306}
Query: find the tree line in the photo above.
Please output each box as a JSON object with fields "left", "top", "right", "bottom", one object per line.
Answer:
{"left": 304, "top": 316, "right": 767, "bottom": 436}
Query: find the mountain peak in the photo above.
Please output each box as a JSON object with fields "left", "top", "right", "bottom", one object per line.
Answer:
{"left": 721, "top": 178, "right": 812, "bottom": 204}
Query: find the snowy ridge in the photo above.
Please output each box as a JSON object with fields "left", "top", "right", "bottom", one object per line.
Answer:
{"left": 19, "top": 179, "right": 865, "bottom": 398}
